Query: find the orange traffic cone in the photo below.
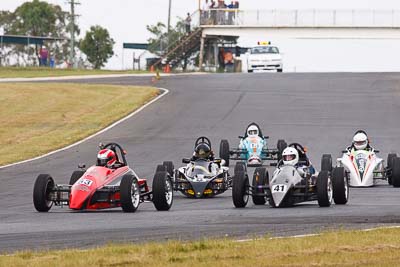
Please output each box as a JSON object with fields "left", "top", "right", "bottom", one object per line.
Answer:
{"left": 165, "top": 64, "right": 171, "bottom": 73}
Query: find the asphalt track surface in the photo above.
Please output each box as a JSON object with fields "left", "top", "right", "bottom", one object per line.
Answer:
{"left": 1, "top": 73, "right": 400, "bottom": 252}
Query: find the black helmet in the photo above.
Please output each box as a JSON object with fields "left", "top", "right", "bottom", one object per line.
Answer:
{"left": 195, "top": 143, "right": 211, "bottom": 159}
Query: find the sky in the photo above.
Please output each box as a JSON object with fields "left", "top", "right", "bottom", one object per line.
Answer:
{"left": 2, "top": 0, "right": 400, "bottom": 69}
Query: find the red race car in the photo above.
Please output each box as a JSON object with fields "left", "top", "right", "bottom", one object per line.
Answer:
{"left": 33, "top": 143, "right": 173, "bottom": 212}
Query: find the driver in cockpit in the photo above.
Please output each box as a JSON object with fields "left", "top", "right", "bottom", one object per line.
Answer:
{"left": 350, "top": 130, "right": 372, "bottom": 152}
{"left": 191, "top": 142, "right": 219, "bottom": 173}
{"left": 282, "top": 146, "right": 316, "bottom": 179}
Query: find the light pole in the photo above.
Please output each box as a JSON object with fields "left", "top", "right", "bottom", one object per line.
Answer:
{"left": 167, "top": 0, "right": 172, "bottom": 47}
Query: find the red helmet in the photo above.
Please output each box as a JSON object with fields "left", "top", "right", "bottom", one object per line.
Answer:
{"left": 97, "top": 149, "right": 117, "bottom": 168}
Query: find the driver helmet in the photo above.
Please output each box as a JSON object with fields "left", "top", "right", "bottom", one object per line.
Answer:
{"left": 352, "top": 131, "right": 368, "bottom": 150}
{"left": 282, "top": 147, "right": 299, "bottom": 166}
{"left": 97, "top": 149, "right": 117, "bottom": 168}
{"left": 247, "top": 125, "right": 259, "bottom": 137}
{"left": 195, "top": 143, "right": 211, "bottom": 159}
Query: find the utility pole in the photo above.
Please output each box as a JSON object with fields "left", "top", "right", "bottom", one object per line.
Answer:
{"left": 67, "top": 0, "right": 80, "bottom": 67}
{"left": 167, "top": 0, "right": 172, "bottom": 47}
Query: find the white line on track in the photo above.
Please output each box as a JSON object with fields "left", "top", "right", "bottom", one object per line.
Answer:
{"left": 235, "top": 225, "right": 400, "bottom": 242}
{"left": 0, "top": 87, "right": 170, "bottom": 170}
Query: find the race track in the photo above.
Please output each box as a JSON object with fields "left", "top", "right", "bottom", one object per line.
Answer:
{"left": 1, "top": 73, "right": 400, "bottom": 252}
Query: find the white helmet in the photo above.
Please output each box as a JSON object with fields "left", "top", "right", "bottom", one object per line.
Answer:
{"left": 353, "top": 132, "right": 368, "bottom": 150}
{"left": 282, "top": 147, "right": 299, "bottom": 166}
{"left": 247, "top": 125, "right": 259, "bottom": 137}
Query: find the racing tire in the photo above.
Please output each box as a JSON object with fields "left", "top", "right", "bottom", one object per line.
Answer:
{"left": 234, "top": 162, "right": 247, "bottom": 175}
{"left": 69, "top": 170, "right": 84, "bottom": 185}
{"left": 152, "top": 171, "right": 173, "bottom": 211}
{"left": 332, "top": 167, "right": 348, "bottom": 205}
{"left": 387, "top": 153, "right": 397, "bottom": 185}
{"left": 156, "top": 164, "right": 166, "bottom": 173}
{"left": 317, "top": 171, "right": 333, "bottom": 207}
{"left": 252, "top": 167, "right": 268, "bottom": 205}
{"left": 391, "top": 157, "right": 400, "bottom": 188}
{"left": 33, "top": 174, "right": 55, "bottom": 212}
{"left": 276, "top": 139, "right": 287, "bottom": 161}
{"left": 120, "top": 174, "right": 140, "bottom": 212}
{"left": 232, "top": 171, "right": 249, "bottom": 208}
{"left": 321, "top": 154, "right": 333, "bottom": 172}
{"left": 219, "top": 139, "right": 230, "bottom": 166}
{"left": 162, "top": 161, "right": 174, "bottom": 177}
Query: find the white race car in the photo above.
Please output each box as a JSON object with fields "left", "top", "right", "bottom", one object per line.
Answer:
{"left": 335, "top": 148, "right": 400, "bottom": 187}
{"left": 246, "top": 45, "right": 283, "bottom": 73}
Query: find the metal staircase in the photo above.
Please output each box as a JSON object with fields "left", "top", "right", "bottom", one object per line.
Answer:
{"left": 152, "top": 27, "right": 202, "bottom": 69}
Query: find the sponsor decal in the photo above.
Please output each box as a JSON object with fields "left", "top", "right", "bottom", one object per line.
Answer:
{"left": 79, "top": 179, "right": 93, "bottom": 187}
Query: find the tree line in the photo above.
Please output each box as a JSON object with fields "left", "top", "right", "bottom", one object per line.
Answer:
{"left": 0, "top": 0, "right": 114, "bottom": 69}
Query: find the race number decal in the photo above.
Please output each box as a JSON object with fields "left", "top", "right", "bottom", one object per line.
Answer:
{"left": 79, "top": 179, "right": 93, "bottom": 187}
{"left": 272, "top": 184, "right": 287, "bottom": 192}
{"left": 250, "top": 143, "right": 258, "bottom": 149}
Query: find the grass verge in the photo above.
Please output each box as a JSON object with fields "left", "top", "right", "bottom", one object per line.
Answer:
{"left": 0, "top": 67, "right": 148, "bottom": 78}
{"left": 0, "top": 228, "right": 399, "bottom": 266}
{"left": 0, "top": 83, "right": 158, "bottom": 166}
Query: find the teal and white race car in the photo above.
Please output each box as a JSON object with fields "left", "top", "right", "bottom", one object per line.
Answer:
{"left": 219, "top": 122, "right": 287, "bottom": 167}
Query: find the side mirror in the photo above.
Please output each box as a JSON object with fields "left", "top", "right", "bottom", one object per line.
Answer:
{"left": 264, "top": 136, "right": 269, "bottom": 139}
{"left": 182, "top": 158, "right": 191, "bottom": 164}
{"left": 374, "top": 150, "right": 380, "bottom": 153}
{"left": 341, "top": 150, "right": 348, "bottom": 153}
{"left": 238, "top": 136, "right": 244, "bottom": 139}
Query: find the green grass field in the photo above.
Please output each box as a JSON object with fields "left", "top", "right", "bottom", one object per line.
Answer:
{"left": 1, "top": 227, "right": 399, "bottom": 267}
{"left": 0, "top": 83, "right": 158, "bottom": 166}
{"left": 0, "top": 67, "right": 148, "bottom": 78}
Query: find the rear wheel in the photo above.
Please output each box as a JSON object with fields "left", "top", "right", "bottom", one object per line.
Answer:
{"left": 232, "top": 171, "right": 249, "bottom": 208}
{"left": 317, "top": 171, "right": 333, "bottom": 207}
{"left": 120, "top": 174, "right": 140, "bottom": 212}
{"left": 276, "top": 139, "right": 287, "bottom": 161}
{"left": 33, "top": 174, "right": 55, "bottom": 212}
{"left": 387, "top": 153, "right": 397, "bottom": 185}
{"left": 219, "top": 139, "right": 230, "bottom": 166}
{"left": 69, "top": 170, "right": 84, "bottom": 185}
{"left": 152, "top": 171, "right": 173, "bottom": 211}
{"left": 234, "top": 162, "right": 246, "bottom": 175}
{"left": 162, "top": 161, "right": 174, "bottom": 177}
{"left": 332, "top": 167, "right": 348, "bottom": 204}
{"left": 392, "top": 157, "right": 400, "bottom": 188}
{"left": 156, "top": 164, "right": 166, "bottom": 173}
{"left": 321, "top": 154, "right": 333, "bottom": 172}
{"left": 252, "top": 167, "right": 268, "bottom": 205}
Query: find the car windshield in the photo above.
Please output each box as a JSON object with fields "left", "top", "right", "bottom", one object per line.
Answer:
{"left": 251, "top": 46, "right": 279, "bottom": 54}
{"left": 186, "top": 160, "right": 213, "bottom": 178}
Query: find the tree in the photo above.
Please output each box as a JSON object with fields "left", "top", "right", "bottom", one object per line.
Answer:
{"left": 79, "top": 25, "right": 114, "bottom": 69}
{"left": 1, "top": 0, "right": 79, "bottom": 66}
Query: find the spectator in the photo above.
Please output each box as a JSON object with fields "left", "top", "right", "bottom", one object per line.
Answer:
{"left": 227, "top": 1, "right": 235, "bottom": 25}
{"left": 218, "top": 47, "right": 225, "bottom": 71}
{"left": 201, "top": 0, "right": 210, "bottom": 25}
{"left": 217, "top": 0, "right": 227, "bottom": 25}
{"left": 210, "top": 0, "right": 216, "bottom": 24}
{"left": 39, "top": 45, "right": 49, "bottom": 66}
{"left": 185, "top": 13, "right": 192, "bottom": 34}
{"left": 224, "top": 49, "right": 234, "bottom": 72}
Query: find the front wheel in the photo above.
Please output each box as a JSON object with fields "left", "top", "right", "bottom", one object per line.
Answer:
{"left": 69, "top": 170, "right": 84, "bottom": 185}
{"left": 317, "top": 171, "right": 333, "bottom": 207}
{"left": 387, "top": 153, "right": 397, "bottom": 185}
{"left": 120, "top": 174, "right": 140, "bottom": 212}
{"left": 321, "top": 154, "right": 333, "bottom": 172}
{"left": 152, "top": 171, "right": 173, "bottom": 211}
{"left": 219, "top": 139, "right": 230, "bottom": 166}
{"left": 234, "top": 162, "right": 246, "bottom": 175}
{"left": 332, "top": 167, "right": 348, "bottom": 204}
{"left": 252, "top": 167, "right": 268, "bottom": 205}
{"left": 232, "top": 171, "right": 249, "bottom": 208}
{"left": 392, "top": 157, "right": 400, "bottom": 187}
{"left": 33, "top": 174, "right": 55, "bottom": 212}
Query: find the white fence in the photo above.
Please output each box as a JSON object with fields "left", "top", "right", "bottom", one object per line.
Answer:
{"left": 201, "top": 9, "right": 400, "bottom": 27}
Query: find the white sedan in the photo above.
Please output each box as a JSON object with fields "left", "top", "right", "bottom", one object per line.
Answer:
{"left": 246, "top": 46, "right": 283, "bottom": 73}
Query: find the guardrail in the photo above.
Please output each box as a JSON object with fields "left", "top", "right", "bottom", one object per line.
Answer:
{"left": 200, "top": 9, "right": 400, "bottom": 27}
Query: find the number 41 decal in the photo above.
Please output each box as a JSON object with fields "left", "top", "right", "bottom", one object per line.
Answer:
{"left": 272, "top": 184, "right": 287, "bottom": 192}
